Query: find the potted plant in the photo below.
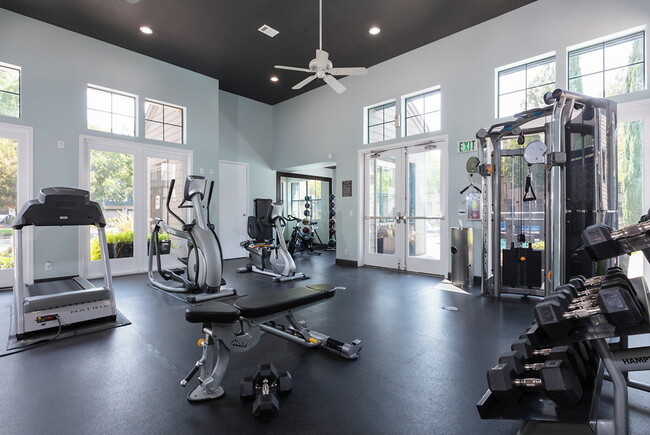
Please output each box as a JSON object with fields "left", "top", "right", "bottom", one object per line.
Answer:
{"left": 148, "top": 232, "right": 171, "bottom": 255}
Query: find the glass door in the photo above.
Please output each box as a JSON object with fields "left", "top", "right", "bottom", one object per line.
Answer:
{"left": 87, "top": 148, "right": 136, "bottom": 276}
{"left": 405, "top": 143, "right": 446, "bottom": 275}
{"left": 0, "top": 123, "right": 31, "bottom": 288}
{"left": 81, "top": 136, "right": 190, "bottom": 277}
{"left": 363, "top": 138, "right": 447, "bottom": 274}
{"left": 147, "top": 156, "right": 187, "bottom": 270}
{"left": 363, "top": 149, "right": 406, "bottom": 269}
{"left": 617, "top": 100, "right": 650, "bottom": 282}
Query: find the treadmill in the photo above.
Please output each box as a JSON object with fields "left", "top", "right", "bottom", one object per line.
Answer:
{"left": 12, "top": 187, "right": 117, "bottom": 339}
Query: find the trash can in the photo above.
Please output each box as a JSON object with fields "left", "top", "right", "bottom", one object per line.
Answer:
{"left": 450, "top": 227, "right": 473, "bottom": 288}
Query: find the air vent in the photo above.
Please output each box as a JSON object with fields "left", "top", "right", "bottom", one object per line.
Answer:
{"left": 258, "top": 24, "right": 279, "bottom": 38}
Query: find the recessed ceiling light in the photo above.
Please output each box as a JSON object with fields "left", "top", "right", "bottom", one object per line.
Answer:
{"left": 139, "top": 26, "right": 153, "bottom": 35}
{"left": 369, "top": 26, "right": 381, "bottom": 35}
{"left": 270, "top": 76, "right": 279, "bottom": 82}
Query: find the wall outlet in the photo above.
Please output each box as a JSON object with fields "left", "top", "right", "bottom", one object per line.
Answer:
{"left": 57, "top": 140, "right": 64, "bottom": 149}
{"left": 344, "top": 249, "right": 349, "bottom": 255}
{"left": 349, "top": 210, "right": 353, "bottom": 216}
{"left": 199, "top": 168, "right": 205, "bottom": 174}
{"left": 209, "top": 168, "right": 214, "bottom": 174}
{"left": 44, "top": 261, "right": 53, "bottom": 271}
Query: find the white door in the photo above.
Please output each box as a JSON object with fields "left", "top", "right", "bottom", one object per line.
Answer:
{"left": 0, "top": 123, "right": 32, "bottom": 288}
{"left": 80, "top": 136, "right": 191, "bottom": 277}
{"left": 363, "top": 137, "right": 447, "bottom": 275}
{"left": 218, "top": 161, "right": 248, "bottom": 259}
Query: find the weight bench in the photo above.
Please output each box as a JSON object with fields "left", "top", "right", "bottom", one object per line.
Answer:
{"left": 181, "top": 284, "right": 362, "bottom": 401}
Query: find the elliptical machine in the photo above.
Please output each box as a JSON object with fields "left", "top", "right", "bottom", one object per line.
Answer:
{"left": 237, "top": 199, "right": 309, "bottom": 282}
{"left": 148, "top": 175, "right": 236, "bottom": 303}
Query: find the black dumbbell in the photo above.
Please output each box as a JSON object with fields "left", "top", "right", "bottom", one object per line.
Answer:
{"left": 535, "top": 286, "right": 644, "bottom": 338}
{"left": 277, "top": 371, "right": 293, "bottom": 396}
{"left": 252, "top": 364, "right": 280, "bottom": 422}
{"left": 500, "top": 345, "right": 588, "bottom": 384}
{"left": 521, "top": 323, "right": 548, "bottom": 349}
{"left": 511, "top": 338, "right": 591, "bottom": 370}
{"left": 487, "top": 359, "right": 583, "bottom": 405}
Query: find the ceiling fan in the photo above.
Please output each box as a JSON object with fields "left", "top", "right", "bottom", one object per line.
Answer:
{"left": 274, "top": 0, "right": 367, "bottom": 94}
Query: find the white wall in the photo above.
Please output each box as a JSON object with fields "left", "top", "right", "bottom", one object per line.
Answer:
{"left": 273, "top": 0, "right": 650, "bottom": 267}
{"left": 0, "top": 10, "right": 277, "bottom": 278}
{"left": 219, "top": 91, "right": 276, "bottom": 213}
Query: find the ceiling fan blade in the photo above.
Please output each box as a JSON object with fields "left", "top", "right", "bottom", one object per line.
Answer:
{"left": 292, "top": 74, "right": 317, "bottom": 90}
{"left": 275, "top": 65, "right": 312, "bottom": 73}
{"left": 329, "top": 67, "right": 368, "bottom": 76}
{"left": 316, "top": 49, "right": 329, "bottom": 63}
{"left": 323, "top": 74, "right": 346, "bottom": 94}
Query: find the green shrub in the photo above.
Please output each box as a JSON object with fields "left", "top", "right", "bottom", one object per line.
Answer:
{"left": 0, "top": 248, "right": 13, "bottom": 268}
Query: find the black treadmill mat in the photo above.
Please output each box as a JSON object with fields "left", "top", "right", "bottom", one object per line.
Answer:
{"left": 3, "top": 305, "right": 131, "bottom": 355}
{"left": 27, "top": 278, "right": 83, "bottom": 296}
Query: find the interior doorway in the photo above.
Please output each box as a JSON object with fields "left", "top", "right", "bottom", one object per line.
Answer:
{"left": 277, "top": 171, "right": 334, "bottom": 259}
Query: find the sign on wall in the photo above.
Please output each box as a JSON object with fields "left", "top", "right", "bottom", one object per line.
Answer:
{"left": 458, "top": 139, "right": 477, "bottom": 153}
{"left": 342, "top": 180, "right": 352, "bottom": 197}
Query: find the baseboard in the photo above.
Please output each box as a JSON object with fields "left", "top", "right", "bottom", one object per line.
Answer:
{"left": 335, "top": 258, "right": 358, "bottom": 267}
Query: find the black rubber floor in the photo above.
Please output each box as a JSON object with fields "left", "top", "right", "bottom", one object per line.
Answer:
{"left": 1, "top": 251, "right": 649, "bottom": 434}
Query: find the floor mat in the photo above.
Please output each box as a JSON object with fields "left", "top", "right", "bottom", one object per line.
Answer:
{"left": 2, "top": 304, "right": 131, "bottom": 356}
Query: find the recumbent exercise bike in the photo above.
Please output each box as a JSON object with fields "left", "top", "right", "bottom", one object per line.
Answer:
{"left": 237, "top": 199, "right": 308, "bottom": 282}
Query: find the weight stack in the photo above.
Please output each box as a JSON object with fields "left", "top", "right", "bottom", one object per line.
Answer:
{"left": 502, "top": 247, "right": 542, "bottom": 289}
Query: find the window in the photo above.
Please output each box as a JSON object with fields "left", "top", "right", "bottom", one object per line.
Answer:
{"left": 87, "top": 85, "right": 136, "bottom": 136}
{"left": 404, "top": 88, "right": 441, "bottom": 136}
{"left": 497, "top": 56, "right": 556, "bottom": 118}
{"left": 0, "top": 63, "right": 20, "bottom": 118}
{"left": 569, "top": 31, "right": 645, "bottom": 98}
{"left": 366, "top": 101, "right": 396, "bottom": 143}
{"left": 145, "top": 100, "right": 185, "bottom": 144}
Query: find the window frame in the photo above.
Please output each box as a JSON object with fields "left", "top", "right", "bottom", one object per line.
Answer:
{"left": 0, "top": 62, "right": 21, "bottom": 118}
{"left": 364, "top": 99, "right": 397, "bottom": 144}
{"left": 496, "top": 53, "right": 556, "bottom": 119}
{"left": 144, "top": 98, "right": 187, "bottom": 144}
{"left": 86, "top": 84, "right": 138, "bottom": 137}
{"left": 401, "top": 86, "right": 442, "bottom": 137}
{"left": 567, "top": 29, "right": 646, "bottom": 98}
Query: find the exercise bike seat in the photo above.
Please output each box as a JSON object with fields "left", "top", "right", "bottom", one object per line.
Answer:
{"left": 185, "top": 302, "right": 241, "bottom": 324}
{"left": 234, "top": 284, "right": 336, "bottom": 318}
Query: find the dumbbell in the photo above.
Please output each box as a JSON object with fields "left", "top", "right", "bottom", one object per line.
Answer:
{"left": 521, "top": 323, "right": 547, "bottom": 349}
{"left": 487, "top": 358, "right": 583, "bottom": 405}
{"left": 511, "top": 338, "right": 591, "bottom": 370}
{"left": 240, "top": 363, "right": 293, "bottom": 422}
{"left": 535, "top": 285, "right": 644, "bottom": 338}
{"left": 501, "top": 345, "right": 588, "bottom": 384}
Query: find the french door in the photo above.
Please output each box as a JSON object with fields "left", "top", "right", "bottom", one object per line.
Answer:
{"left": 0, "top": 123, "right": 32, "bottom": 288}
{"left": 80, "top": 136, "right": 191, "bottom": 277}
{"left": 363, "top": 137, "right": 448, "bottom": 275}
{"left": 617, "top": 100, "right": 650, "bottom": 282}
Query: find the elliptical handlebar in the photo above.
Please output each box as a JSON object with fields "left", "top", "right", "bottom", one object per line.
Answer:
{"left": 166, "top": 179, "right": 186, "bottom": 226}
{"left": 206, "top": 181, "right": 215, "bottom": 224}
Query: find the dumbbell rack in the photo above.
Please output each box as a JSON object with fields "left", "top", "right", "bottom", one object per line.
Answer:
{"left": 478, "top": 277, "right": 650, "bottom": 435}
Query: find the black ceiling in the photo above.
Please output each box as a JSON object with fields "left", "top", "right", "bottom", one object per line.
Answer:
{"left": 1, "top": 0, "right": 536, "bottom": 105}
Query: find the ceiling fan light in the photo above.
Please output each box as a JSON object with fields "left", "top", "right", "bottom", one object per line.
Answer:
{"left": 270, "top": 76, "right": 279, "bottom": 82}
{"left": 369, "top": 26, "right": 381, "bottom": 35}
{"left": 139, "top": 26, "right": 153, "bottom": 35}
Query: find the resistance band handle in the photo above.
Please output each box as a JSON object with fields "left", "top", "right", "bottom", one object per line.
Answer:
{"left": 523, "top": 174, "right": 536, "bottom": 202}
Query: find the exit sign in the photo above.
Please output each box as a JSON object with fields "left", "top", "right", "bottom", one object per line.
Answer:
{"left": 458, "top": 139, "right": 476, "bottom": 153}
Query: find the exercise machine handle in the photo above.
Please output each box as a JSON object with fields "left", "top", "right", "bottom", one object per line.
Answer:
{"left": 206, "top": 180, "right": 215, "bottom": 224}
{"left": 166, "top": 179, "right": 186, "bottom": 226}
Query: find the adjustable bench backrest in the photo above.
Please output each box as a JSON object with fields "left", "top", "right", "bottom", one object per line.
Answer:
{"left": 186, "top": 284, "right": 336, "bottom": 324}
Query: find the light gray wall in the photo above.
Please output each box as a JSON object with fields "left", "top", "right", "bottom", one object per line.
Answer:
{"left": 0, "top": 10, "right": 226, "bottom": 278}
{"left": 273, "top": 0, "right": 650, "bottom": 268}
{"left": 218, "top": 91, "right": 276, "bottom": 212}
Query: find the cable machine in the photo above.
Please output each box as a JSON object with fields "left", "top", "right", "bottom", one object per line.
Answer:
{"left": 475, "top": 89, "right": 617, "bottom": 297}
